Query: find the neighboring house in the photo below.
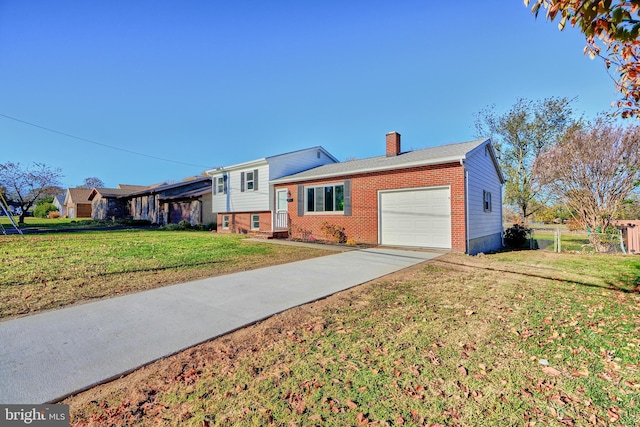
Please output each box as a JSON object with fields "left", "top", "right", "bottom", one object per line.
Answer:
{"left": 206, "top": 147, "right": 339, "bottom": 236}
{"left": 52, "top": 194, "right": 67, "bottom": 217}
{"left": 271, "top": 132, "right": 505, "bottom": 255}
{"left": 125, "top": 177, "right": 214, "bottom": 225}
{"left": 88, "top": 187, "right": 140, "bottom": 220}
{"left": 63, "top": 188, "right": 93, "bottom": 218}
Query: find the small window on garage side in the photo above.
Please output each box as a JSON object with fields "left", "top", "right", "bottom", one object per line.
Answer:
{"left": 251, "top": 214, "right": 260, "bottom": 230}
{"left": 222, "top": 215, "right": 230, "bottom": 229}
{"left": 483, "top": 190, "right": 492, "bottom": 213}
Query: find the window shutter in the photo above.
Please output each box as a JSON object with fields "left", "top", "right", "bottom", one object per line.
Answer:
{"left": 240, "top": 172, "right": 245, "bottom": 192}
{"left": 253, "top": 169, "right": 259, "bottom": 191}
{"left": 223, "top": 174, "right": 228, "bottom": 194}
{"left": 213, "top": 178, "right": 217, "bottom": 195}
{"left": 344, "top": 180, "right": 352, "bottom": 216}
{"left": 297, "top": 185, "right": 304, "bottom": 217}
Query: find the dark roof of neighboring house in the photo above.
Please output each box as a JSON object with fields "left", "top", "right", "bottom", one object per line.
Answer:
{"left": 159, "top": 186, "right": 211, "bottom": 201}
{"left": 272, "top": 138, "right": 499, "bottom": 183}
{"left": 126, "top": 176, "right": 211, "bottom": 197}
{"left": 117, "top": 184, "right": 151, "bottom": 191}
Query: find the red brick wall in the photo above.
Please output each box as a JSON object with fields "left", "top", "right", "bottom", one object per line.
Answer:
{"left": 275, "top": 162, "right": 467, "bottom": 252}
{"left": 217, "top": 211, "right": 272, "bottom": 234}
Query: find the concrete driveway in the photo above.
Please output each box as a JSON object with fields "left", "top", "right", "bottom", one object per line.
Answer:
{"left": 0, "top": 247, "right": 441, "bottom": 404}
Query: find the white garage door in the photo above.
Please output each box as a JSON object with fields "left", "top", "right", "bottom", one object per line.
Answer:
{"left": 379, "top": 187, "right": 451, "bottom": 248}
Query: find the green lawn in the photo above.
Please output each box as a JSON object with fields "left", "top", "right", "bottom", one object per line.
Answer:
{"left": 0, "top": 216, "right": 145, "bottom": 230}
{"left": 65, "top": 250, "right": 640, "bottom": 426}
{"left": 0, "top": 230, "right": 330, "bottom": 318}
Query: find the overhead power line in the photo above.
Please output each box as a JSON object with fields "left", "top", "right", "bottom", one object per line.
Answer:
{"left": 0, "top": 113, "right": 212, "bottom": 169}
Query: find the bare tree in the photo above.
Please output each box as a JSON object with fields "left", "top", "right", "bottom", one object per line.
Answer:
{"left": 80, "top": 177, "right": 105, "bottom": 189}
{"left": 535, "top": 118, "right": 640, "bottom": 252}
{"left": 474, "top": 97, "right": 576, "bottom": 223}
{"left": 0, "top": 162, "right": 64, "bottom": 223}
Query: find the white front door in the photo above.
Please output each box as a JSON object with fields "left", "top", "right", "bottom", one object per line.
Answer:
{"left": 275, "top": 189, "right": 289, "bottom": 230}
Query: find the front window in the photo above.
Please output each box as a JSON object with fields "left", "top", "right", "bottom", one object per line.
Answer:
{"left": 306, "top": 184, "right": 344, "bottom": 213}
{"left": 246, "top": 171, "right": 255, "bottom": 191}
{"left": 222, "top": 215, "right": 230, "bottom": 229}
{"left": 251, "top": 214, "right": 260, "bottom": 230}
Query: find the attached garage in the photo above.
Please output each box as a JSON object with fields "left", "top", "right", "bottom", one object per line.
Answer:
{"left": 272, "top": 132, "right": 505, "bottom": 254}
{"left": 379, "top": 187, "right": 451, "bottom": 249}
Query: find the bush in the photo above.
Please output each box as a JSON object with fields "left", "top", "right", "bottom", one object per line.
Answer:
{"left": 320, "top": 221, "right": 347, "bottom": 244}
{"left": 504, "top": 224, "right": 530, "bottom": 248}
{"left": 48, "top": 211, "right": 60, "bottom": 219}
{"left": 33, "top": 203, "right": 58, "bottom": 218}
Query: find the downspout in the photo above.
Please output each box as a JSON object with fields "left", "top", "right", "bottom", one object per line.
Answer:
{"left": 460, "top": 159, "right": 469, "bottom": 254}
{"left": 500, "top": 177, "right": 505, "bottom": 249}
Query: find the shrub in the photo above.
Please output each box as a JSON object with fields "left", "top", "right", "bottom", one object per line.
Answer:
{"left": 48, "top": 211, "right": 60, "bottom": 219}
{"left": 320, "top": 221, "right": 347, "bottom": 244}
{"left": 346, "top": 237, "right": 358, "bottom": 246}
{"left": 504, "top": 224, "right": 530, "bottom": 248}
{"left": 33, "top": 203, "right": 58, "bottom": 218}
{"left": 178, "top": 220, "right": 192, "bottom": 229}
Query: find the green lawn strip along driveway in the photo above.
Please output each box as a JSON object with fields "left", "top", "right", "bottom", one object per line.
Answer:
{"left": 0, "top": 231, "right": 330, "bottom": 319}
{"left": 68, "top": 251, "right": 640, "bottom": 426}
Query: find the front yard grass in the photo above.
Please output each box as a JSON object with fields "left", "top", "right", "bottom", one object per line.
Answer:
{"left": 65, "top": 250, "right": 640, "bottom": 426}
{"left": 0, "top": 230, "right": 331, "bottom": 319}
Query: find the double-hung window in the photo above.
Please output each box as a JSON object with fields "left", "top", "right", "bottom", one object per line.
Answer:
{"left": 306, "top": 184, "right": 345, "bottom": 213}
{"left": 222, "top": 215, "right": 230, "bottom": 229}
{"left": 246, "top": 171, "right": 255, "bottom": 191}
{"left": 241, "top": 169, "right": 258, "bottom": 192}
{"left": 216, "top": 175, "right": 227, "bottom": 195}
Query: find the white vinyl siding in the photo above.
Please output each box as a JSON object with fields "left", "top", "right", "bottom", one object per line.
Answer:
{"left": 465, "top": 142, "right": 503, "bottom": 240}
{"left": 379, "top": 187, "right": 451, "bottom": 249}
{"left": 210, "top": 148, "right": 338, "bottom": 216}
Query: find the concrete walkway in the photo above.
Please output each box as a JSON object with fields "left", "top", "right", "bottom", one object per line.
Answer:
{"left": 0, "top": 247, "right": 441, "bottom": 404}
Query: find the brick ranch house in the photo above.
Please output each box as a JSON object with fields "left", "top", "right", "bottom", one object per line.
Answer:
{"left": 271, "top": 132, "right": 505, "bottom": 255}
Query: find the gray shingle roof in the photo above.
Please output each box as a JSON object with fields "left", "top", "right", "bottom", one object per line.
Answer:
{"left": 272, "top": 138, "right": 490, "bottom": 183}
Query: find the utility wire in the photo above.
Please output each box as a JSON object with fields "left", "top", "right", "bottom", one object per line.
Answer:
{"left": 0, "top": 113, "right": 212, "bottom": 169}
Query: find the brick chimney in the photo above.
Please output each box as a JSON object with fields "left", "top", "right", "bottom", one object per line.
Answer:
{"left": 386, "top": 131, "right": 401, "bottom": 157}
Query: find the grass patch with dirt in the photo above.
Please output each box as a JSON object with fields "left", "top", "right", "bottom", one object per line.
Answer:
{"left": 0, "top": 230, "right": 330, "bottom": 319}
{"left": 64, "top": 251, "right": 640, "bottom": 426}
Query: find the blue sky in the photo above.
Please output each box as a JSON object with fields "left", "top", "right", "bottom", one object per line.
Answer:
{"left": 0, "top": 1, "right": 620, "bottom": 188}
